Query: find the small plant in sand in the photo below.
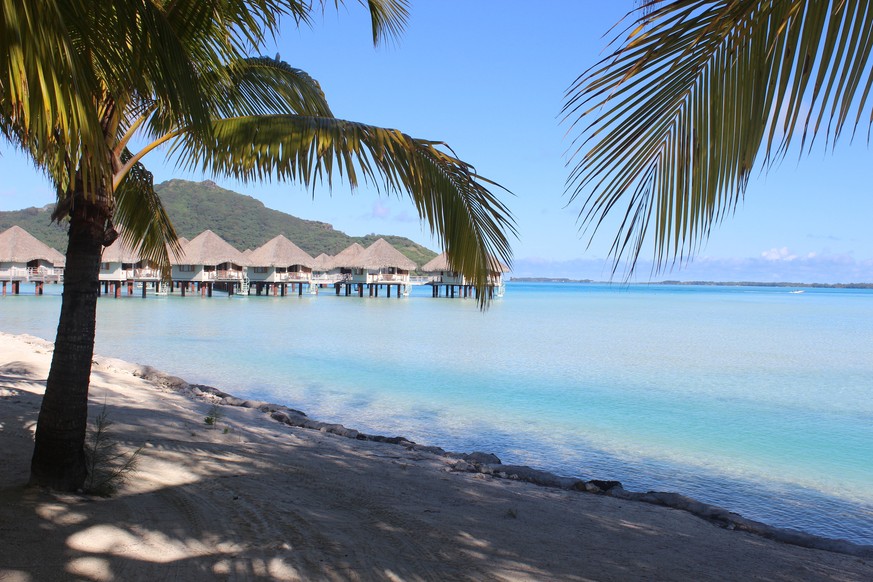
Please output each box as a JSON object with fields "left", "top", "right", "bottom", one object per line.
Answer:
{"left": 83, "top": 404, "right": 142, "bottom": 497}
{"left": 204, "top": 403, "right": 224, "bottom": 428}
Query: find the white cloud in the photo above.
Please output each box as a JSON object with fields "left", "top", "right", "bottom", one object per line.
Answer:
{"left": 761, "top": 247, "right": 797, "bottom": 261}
{"left": 369, "top": 200, "right": 390, "bottom": 219}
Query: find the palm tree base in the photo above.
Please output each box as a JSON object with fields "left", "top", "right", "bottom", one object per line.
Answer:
{"left": 29, "top": 194, "right": 108, "bottom": 491}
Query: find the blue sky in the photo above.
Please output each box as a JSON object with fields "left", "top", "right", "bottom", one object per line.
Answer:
{"left": 1, "top": 1, "right": 871, "bottom": 282}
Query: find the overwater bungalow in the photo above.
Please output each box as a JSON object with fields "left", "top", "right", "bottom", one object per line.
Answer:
{"left": 100, "top": 235, "right": 190, "bottom": 297}
{"left": 311, "top": 253, "right": 334, "bottom": 277}
{"left": 170, "top": 230, "right": 249, "bottom": 296}
{"left": 360, "top": 238, "right": 416, "bottom": 297}
{"left": 307, "top": 253, "right": 336, "bottom": 291}
{"left": 247, "top": 235, "right": 315, "bottom": 296}
{"left": 422, "top": 252, "right": 508, "bottom": 299}
{"left": 0, "top": 226, "right": 65, "bottom": 295}
{"left": 330, "top": 242, "right": 367, "bottom": 296}
{"left": 330, "top": 239, "right": 415, "bottom": 297}
{"left": 100, "top": 237, "right": 137, "bottom": 297}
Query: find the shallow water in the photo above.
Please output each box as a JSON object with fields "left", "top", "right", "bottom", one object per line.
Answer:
{"left": 2, "top": 281, "right": 872, "bottom": 544}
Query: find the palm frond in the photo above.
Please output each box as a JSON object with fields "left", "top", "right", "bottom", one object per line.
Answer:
{"left": 364, "top": 0, "right": 409, "bottom": 45}
{"left": 143, "top": 56, "right": 333, "bottom": 141}
{"left": 220, "top": 57, "right": 333, "bottom": 117}
{"left": 113, "top": 150, "right": 181, "bottom": 273}
{"left": 564, "top": 0, "right": 873, "bottom": 274}
{"left": 170, "top": 115, "right": 515, "bottom": 305}
{"left": 0, "top": 0, "right": 108, "bottom": 193}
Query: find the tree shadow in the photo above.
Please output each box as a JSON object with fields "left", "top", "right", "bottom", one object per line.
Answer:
{"left": 1, "top": 387, "right": 870, "bottom": 581}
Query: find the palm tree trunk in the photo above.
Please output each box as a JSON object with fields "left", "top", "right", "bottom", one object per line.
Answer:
{"left": 29, "top": 188, "right": 112, "bottom": 491}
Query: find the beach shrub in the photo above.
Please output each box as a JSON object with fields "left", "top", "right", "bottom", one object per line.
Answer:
{"left": 204, "top": 403, "right": 224, "bottom": 428}
{"left": 83, "top": 404, "right": 141, "bottom": 497}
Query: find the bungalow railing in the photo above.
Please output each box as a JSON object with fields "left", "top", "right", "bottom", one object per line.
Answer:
{"left": 214, "top": 269, "right": 244, "bottom": 280}
{"left": 426, "top": 274, "right": 504, "bottom": 286}
{"left": 28, "top": 266, "right": 65, "bottom": 282}
{"left": 1, "top": 266, "right": 29, "bottom": 279}
{"left": 366, "top": 272, "right": 412, "bottom": 283}
{"left": 310, "top": 273, "right": 344, "bottom": 285}
{"left": 134, "top": 268, "right": 161, "bottom": 279}
{"left": 277, "top": 271, "right": 311, "bottom": 282}
{"left": 2, "top": 266, "right": 63, "bottom": 283}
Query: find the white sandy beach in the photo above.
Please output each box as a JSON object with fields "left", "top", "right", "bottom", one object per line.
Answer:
{"left": 1, "top": 331, "right": 872, "bottom": 581}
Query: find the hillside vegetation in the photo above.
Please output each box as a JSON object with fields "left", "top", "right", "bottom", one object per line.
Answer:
{"left": 0, "top": 205, "right": 69, "bottom": 251}
{"left": 0, "top": 179, "right": 437, "bottom": 267}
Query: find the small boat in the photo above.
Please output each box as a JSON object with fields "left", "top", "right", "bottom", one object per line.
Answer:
{"left": 789, "top": 290, "right": 805, "bottom": 294}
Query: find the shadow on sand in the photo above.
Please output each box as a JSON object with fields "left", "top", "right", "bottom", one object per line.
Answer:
{"left": 1, "top": 371, "right": 870, "bottom": 581}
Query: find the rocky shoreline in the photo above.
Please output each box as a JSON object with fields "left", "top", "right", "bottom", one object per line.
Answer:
{"left": 134, "top": 364, "right": 873, "bottom": 559}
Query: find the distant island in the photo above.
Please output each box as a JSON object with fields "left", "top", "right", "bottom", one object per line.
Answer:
{"left": 510, "top": 277, "right": 595, "bottom": 283}
{"left": 510, "top": 277, "right": 873, "bottom": 289}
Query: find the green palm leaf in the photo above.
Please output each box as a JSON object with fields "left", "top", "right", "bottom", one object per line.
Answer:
{"left": 0, "top": 0, "right": 105, "bottom": 192}
{"left": 364, "top": 0, "right": 410, "bottom": 45}
{"left": 564, "top": 0, "right": 873, "bottom": 274}
{"left": 170, "top": 115, "right": 515, "bottom": 304}
{"left": 141, "top": 56, "right": 333, "bottom": 142}
{"left": 114, "top": 150, "right": 181, "bottom": 273}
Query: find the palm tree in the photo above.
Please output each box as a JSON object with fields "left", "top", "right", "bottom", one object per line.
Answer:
{"left": 2, "top": 0, "right": 515, "bottom": 491}
{"left": 564, "top": 0, "right": 873, "bottom": 273}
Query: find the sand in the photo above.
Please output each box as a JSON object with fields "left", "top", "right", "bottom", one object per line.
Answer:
{"left": 1, "top": 331, "right": 871, "bottom": 581}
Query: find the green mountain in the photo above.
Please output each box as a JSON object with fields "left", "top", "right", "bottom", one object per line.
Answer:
{"left": 0, "top": 205, "right": 69, "bottom": 251}
{"left": 0, "top": 179, "right": 437, "bottom": 267}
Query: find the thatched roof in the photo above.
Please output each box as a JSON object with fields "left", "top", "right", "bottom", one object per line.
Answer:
{"left": 172, "top": 230, "right": 248, "bottom": 266}
{"left": 0, "top": 226, "right": 65, "bottom": 266}
{"left": 421, "top": 252, "right": 450, "bottom": 272}
{"left": 101, "top": 237, "right": 139, "bottom": 263}
{"left": 312, "top": 253, "right": 333, "bottom": 271}
{"left": 330, "top": 243, "right": 367, "bottom": 269}
{"left": 248, "top": 235, "right": 314, "bottom": 268}
{"left": 421, "top": 252, "right": 509, "bottom": 273}
{"left": 361, "top": 238, "right": 416, "bottom": 270}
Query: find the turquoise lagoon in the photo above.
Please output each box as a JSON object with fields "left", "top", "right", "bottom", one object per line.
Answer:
{"left": 2, "top": 282, "right": 872, "bottom": 544}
